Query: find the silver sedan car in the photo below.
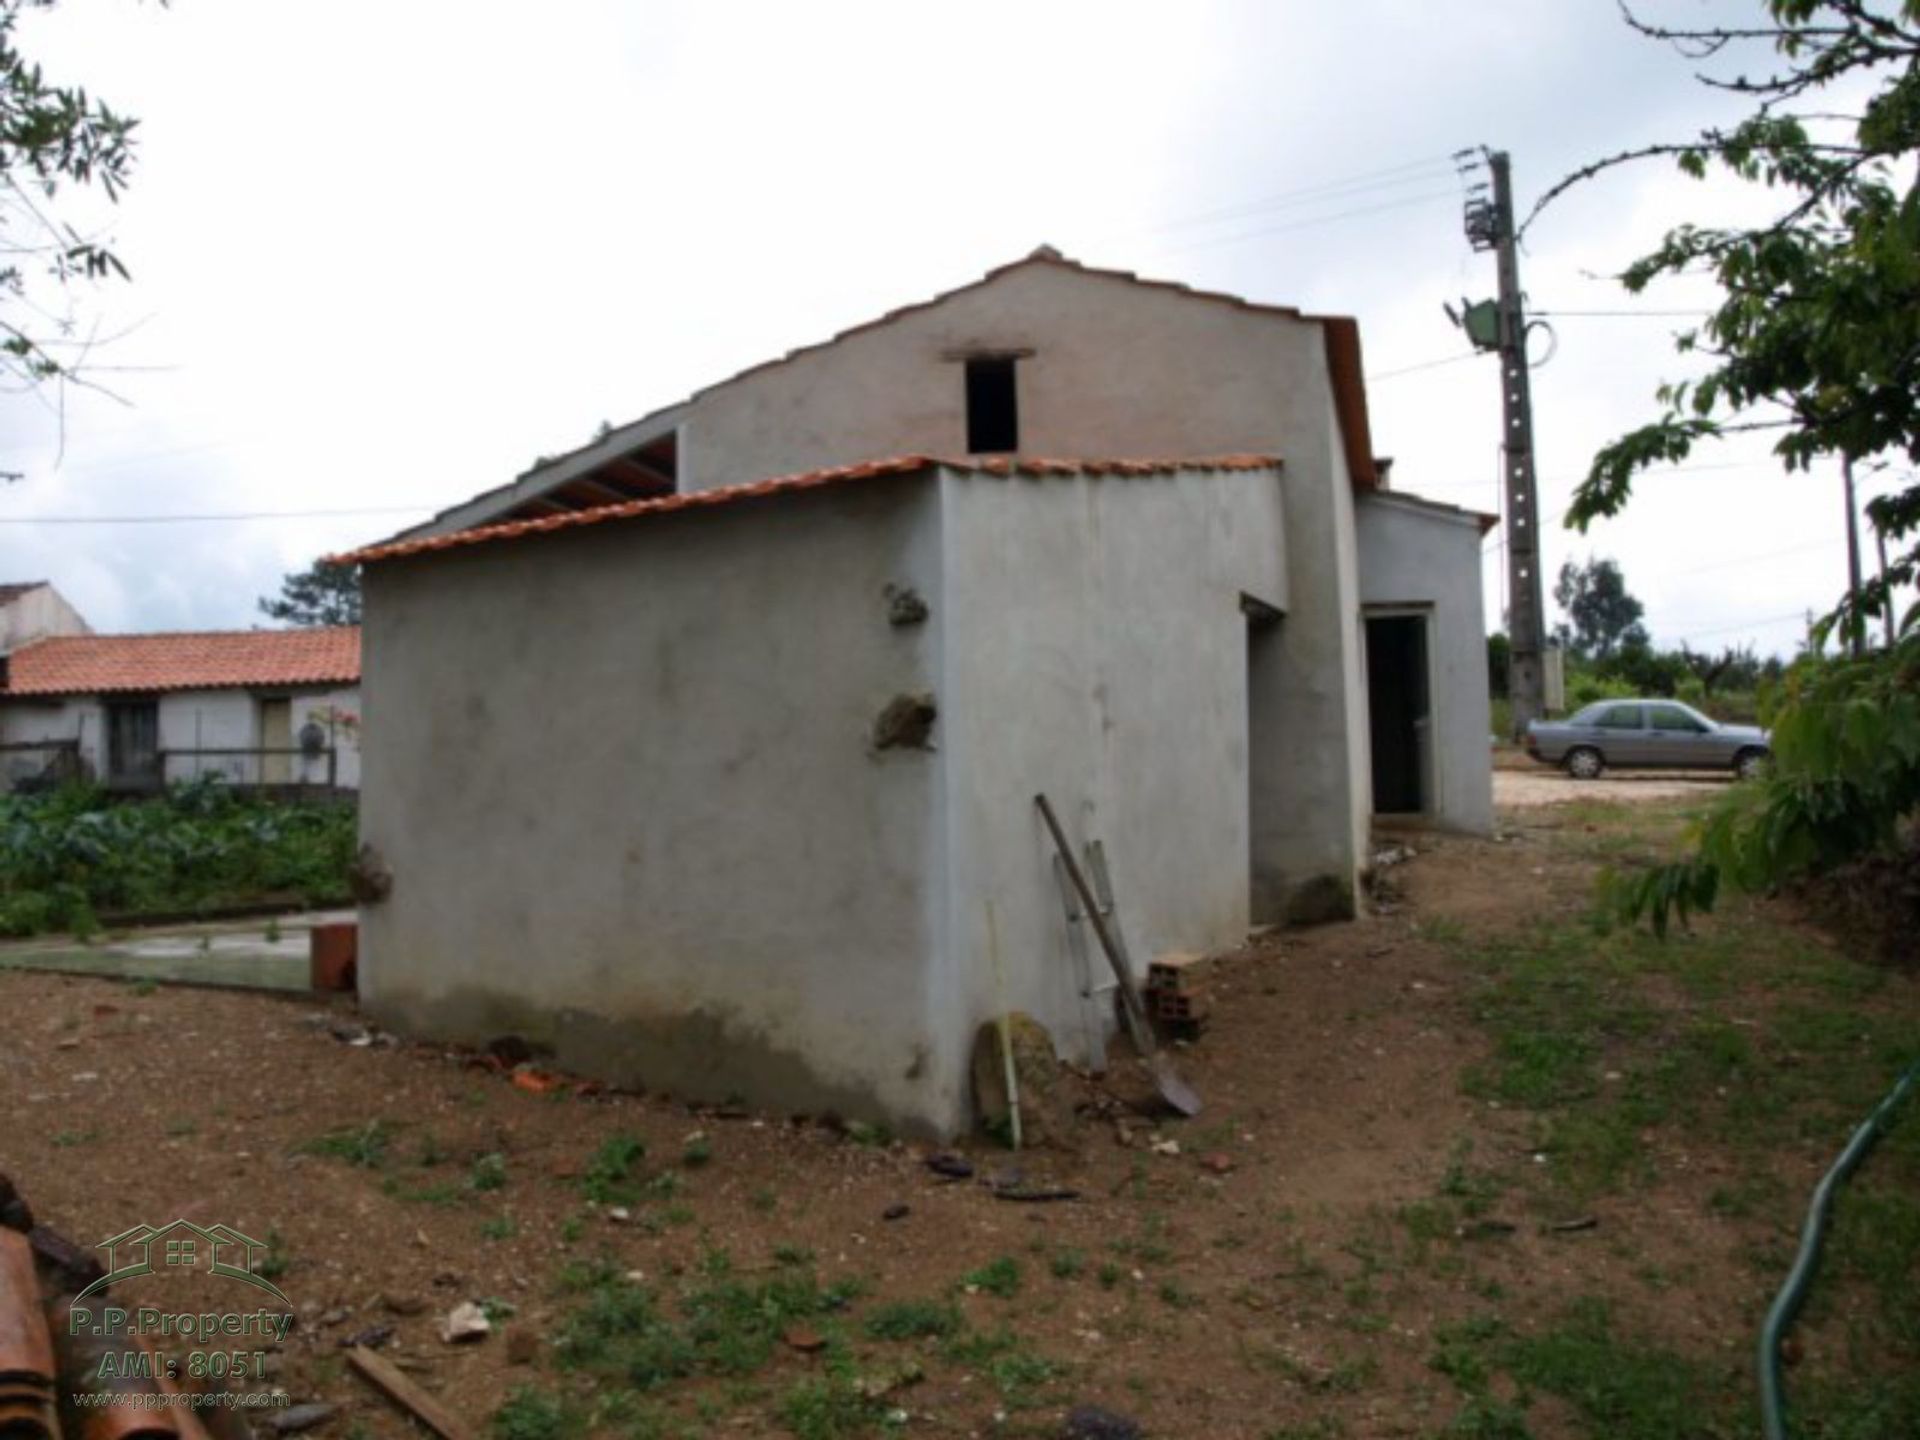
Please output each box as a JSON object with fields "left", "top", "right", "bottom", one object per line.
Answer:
{"left": 1524, "top": 699, "right": 1771, "bottom": 780}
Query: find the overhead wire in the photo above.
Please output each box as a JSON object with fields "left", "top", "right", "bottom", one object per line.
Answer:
{"left": 0, "top": 505, "right": 437, "bottom": 525}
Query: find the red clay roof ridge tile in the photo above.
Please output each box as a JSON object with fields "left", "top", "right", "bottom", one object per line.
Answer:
{"left": 335, "top": 454, "right": 1283, "bottom": 568}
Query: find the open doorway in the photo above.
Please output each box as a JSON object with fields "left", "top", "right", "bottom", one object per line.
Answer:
{"left": 1244, "top": 596, "right": 1285, "bottom": 922}
{"left": 1366, "top": 612, "right": 1431, "bottom": 816}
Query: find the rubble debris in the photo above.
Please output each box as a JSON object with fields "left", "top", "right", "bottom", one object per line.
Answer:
{"left": 1544, "top": 1215, "right": 1599, "bottom": 1233}
{"left": 485, "top": 1035, "right": 536, "bottom": 1066}
{"left": 269, "top": 1401, "right": 339, "bottom": 1433}
{"left": 439, "top": 1302, "right": 491, "bottom": 1344}
{"left": 1063, "top": 1404, "right": 1143, "bottom": 1439}
{"left": 1145, "top": 953, "right": 1212, "bottom": 1038}
{"left": 925, "top": 1152, "right": 974, "bottom": 1181}
{"left": 505, "top": 1329, "right": 539, "bottom": 1366}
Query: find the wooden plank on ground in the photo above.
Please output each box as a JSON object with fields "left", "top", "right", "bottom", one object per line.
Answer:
{"left": 345, "top": 1346, "right": 476, "bottom": 1440}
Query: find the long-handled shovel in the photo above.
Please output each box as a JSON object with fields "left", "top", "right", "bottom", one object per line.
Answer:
{"left": 1034, "top": 793, "right": 1202, "bottom": 1117}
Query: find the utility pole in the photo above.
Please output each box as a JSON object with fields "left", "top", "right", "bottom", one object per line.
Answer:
{"left": 1842, "top": 455, "right": 1865, "bottom": 657}
{"left": 1455, "top": 148, "right": 1548, "bottom": 734}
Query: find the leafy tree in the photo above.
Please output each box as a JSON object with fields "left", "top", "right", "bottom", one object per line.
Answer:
{"left": 1, "top": 0, "right": 139, "bottom": 405}
{"left": 1486, "top": 631, "right": 1512, "bottom": 699}
{"left": 1553, "top": 557, "right": 1650, "bottom": 662}
{"left": 1535, "top": 1, "right": 1920, "bottom": 930}
{"left": 259, "top": 561, "right": 361, "bottom": 627}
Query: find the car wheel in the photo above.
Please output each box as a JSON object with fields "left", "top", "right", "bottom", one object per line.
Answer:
{"left": 1734, "top": 748, "right": 1770, "bottom": 781}
{"left": 1565, "top": 747, "right": 1604, "bottom": 780}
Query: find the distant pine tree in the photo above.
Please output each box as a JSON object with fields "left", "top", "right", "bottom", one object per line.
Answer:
{"left": 259, "top": 561, "right": 361, "bottom": 627}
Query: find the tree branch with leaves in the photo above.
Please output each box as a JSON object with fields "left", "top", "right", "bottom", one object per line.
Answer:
{"left": 1537, "top": 0, "right": 1920, "bottom": 935}
{"left": 1, "top": 0, "right": 140, "bottom": 463}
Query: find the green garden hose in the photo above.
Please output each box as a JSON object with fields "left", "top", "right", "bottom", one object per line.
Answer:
{"left": 1759, "top": 1059, "right": 1920, "bottom": 1440}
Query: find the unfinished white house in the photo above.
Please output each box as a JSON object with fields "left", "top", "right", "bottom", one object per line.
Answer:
{"left": 344, "top": 250, "right": 1493, "bottom": 1135}
{"left": 0, "top": 627, "right": 362, "bottom": 792}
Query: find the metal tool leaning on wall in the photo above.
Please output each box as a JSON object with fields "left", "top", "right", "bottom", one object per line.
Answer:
{"left": 1033, "top": 793, "right": 1202, "bottom": 1117}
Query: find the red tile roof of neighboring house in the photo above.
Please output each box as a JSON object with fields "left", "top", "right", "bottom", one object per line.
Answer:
{"left": 336, "top": 455, "right": 1284, "bottom": 567}
{"left": 2, "top": 626, "right": 360, "bottom": 697}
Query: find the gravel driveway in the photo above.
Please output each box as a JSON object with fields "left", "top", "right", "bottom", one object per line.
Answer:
{"left": 1494, "top": 766, "right": 1731, "bottom": 808}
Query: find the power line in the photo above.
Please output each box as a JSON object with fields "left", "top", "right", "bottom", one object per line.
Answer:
{"left": 1530, "top": 308, "right": 1714, "bottom": 319}
{"left": 1147, "top": 187, "right": 1462, "bottom": 260}
{"left": 1124, "top": 159, "right": 1460, "bottom": 240}
{"left": 1654, "top": 608, "right": 1810, "bottom": 641}
{"left": 0, "top": 504, "right": 436, "bottom": 526}
{"left": 1100, "top": 153, "right": 1459, "bottom": 243}
{"left": 1367, "top": 351, "right": 1480, "bottom": 382}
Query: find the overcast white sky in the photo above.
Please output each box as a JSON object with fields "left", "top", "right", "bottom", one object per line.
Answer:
{"left": 1, "top": 1, "right": 1899, "bottom": 654}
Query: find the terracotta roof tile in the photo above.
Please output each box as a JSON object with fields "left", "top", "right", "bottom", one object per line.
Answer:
{"left": 3, "top": 627, "right": 360, "bottom": 697}
{"left": 336, "top": 455, "right": 1282, "bottom": 567}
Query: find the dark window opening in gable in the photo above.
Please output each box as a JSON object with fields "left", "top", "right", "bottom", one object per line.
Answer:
{"left": 965, "top": 358, "right": 1019, "bottom": 455}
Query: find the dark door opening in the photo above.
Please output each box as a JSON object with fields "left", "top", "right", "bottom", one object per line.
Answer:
{"left": 106, "top": 699, "right": 161, "bottom": 789}
{"left": 1245, "top": 598, "right": 1285, "bottom": 923}
{"left": 1366, "top": 614, "right": 1430, "bottom": 815}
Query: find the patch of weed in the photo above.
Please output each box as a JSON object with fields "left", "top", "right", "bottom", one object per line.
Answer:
{"left": 300, "top": 1119, "right": 394, "bottom": 1169}
{"left": 961, "top": 1256, "right": 1021, "bottom": 1298}
{"left": 491, "top": 1385, "right": 575, "bottom": 1440}
{"left": 470, "top": 1152, "right": 508, "bottom": 1192}
{"left": 580, "top": 1134, "right": 647, "bottom": 1205}
{"left": 863, "top": 1300, "right": 959, "bottom": 1341}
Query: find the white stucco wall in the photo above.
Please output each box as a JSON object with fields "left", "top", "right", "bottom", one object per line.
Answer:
{"left": 1355, "top": 493, "right": 1495, "bottom": 835}
{"left": 0, "top": 697, "right": 101, "bottom": 784}
{"left": 0, "top": 687, "right": 361, "bottom": 790}
{"left": 935, "top": 462, "right": 1290, "bottom": 1078}
{"left": 0, "top": 585, "right": 91, "bottom": 654}
{"left": 359, "top": 478, "right": 956, "bottom": 1132}
{"left": 681, "top": 262, "right": 1371, "bottom": 917}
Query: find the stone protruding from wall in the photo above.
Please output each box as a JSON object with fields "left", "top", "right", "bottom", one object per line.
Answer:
{"left": 871, "top": 692, "right": 937, "bottom": 751}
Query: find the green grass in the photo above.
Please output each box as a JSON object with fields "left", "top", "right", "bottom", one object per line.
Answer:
{"left": 299, "top": 1118, "right": 395, "bottom": 1169}
{"left": 1431, "top": 1300, "right": 1726, "bottom": 1439}
{"left": 552, "top": 1250, "right": 862, "bottom": 1396}
{"left": 1048, "top": 1248, "right": 1086, "bottom": 1279}
{"left": 579, "top": 1133, "right": 647, "bottom": 1205}
{"left": 961, "top": 1256, "right": 1021, "bottom": 1298}
{"left": 863, "top": 1300, "right": 959, "bottom": 1341}
{"left": 491, "top": 1385, "right": 576, "bottom": 1440}
{"left": 943, "top": 1327, "right": 1059, "bottom": 1407}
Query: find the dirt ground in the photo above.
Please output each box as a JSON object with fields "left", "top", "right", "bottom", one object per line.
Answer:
{"left": 2, "top": 794, "right": 1913, "bottom": 1439}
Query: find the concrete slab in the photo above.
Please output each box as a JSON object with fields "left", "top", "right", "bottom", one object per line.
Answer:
{"left": 0, "top": 910, "right": 353, "bottom": 992}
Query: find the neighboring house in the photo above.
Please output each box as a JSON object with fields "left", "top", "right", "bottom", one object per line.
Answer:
{"left": 0, "top": 580, "right": 90, "bottom": 654}
{"left": 341, "top": 248, "right": 1494, "bottom": 1136}
{"left": 0, "top": 628, "right": 361, "bottom": 792}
